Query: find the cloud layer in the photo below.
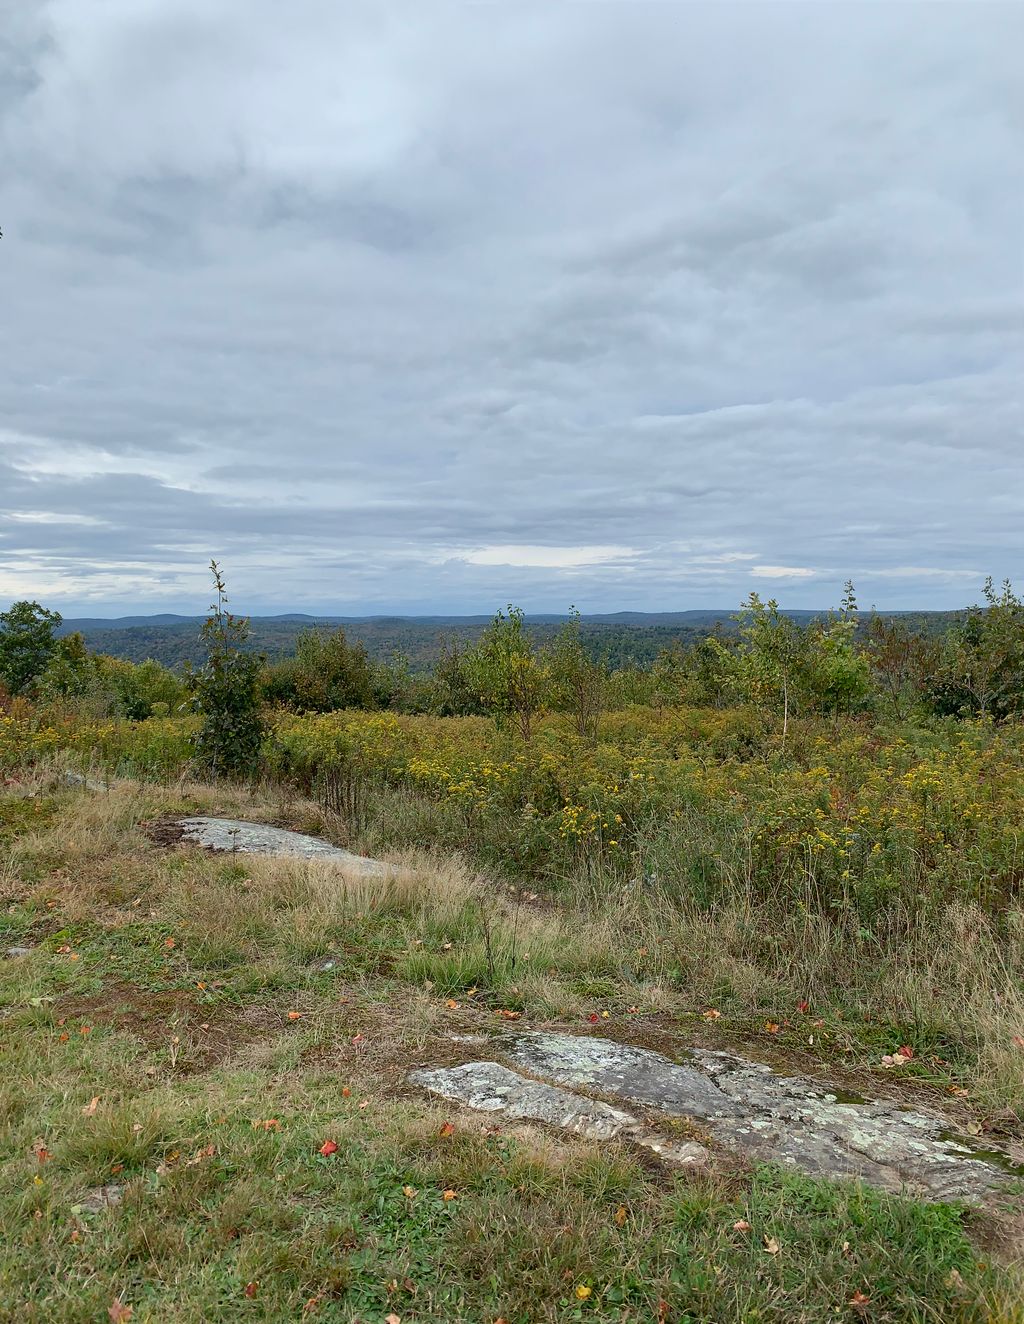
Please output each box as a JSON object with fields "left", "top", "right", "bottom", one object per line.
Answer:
{"left": 2, "top": 2, "right": 1022, "bottom": 614}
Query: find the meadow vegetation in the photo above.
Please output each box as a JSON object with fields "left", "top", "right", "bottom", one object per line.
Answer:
{"left": 2, "top": 572, "right": 1024, "bottom": 1319}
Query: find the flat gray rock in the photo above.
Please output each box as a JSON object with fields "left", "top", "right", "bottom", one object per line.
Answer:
{"left": 410, "top": 1061, "right": 637, "bottom": 1140}
{"left": 175, "top": 817, "right": 389, "bottom": 874}
{"left": 4, "top": 946, "right": 33, "bottom": 959}
{"left": 504, "top": 1032, "right": 1021, "bottom": 1202}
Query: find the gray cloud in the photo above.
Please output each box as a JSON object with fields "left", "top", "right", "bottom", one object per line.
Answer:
{"left": 1, "top": 1, "right": 1022, "bottom": 615}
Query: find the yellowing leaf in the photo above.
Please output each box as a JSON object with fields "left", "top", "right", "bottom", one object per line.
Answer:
{"left": 575, "top": 1285, "right": 592, "bottom": 1300}
{"left": 763, "top": 1236, "right": 780, "bottom": 1255}
{"left": 81, "top": 1097, "right": 100, "bottom": 1116}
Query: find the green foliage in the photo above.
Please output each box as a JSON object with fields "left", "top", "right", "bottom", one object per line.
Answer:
{"left": 37, "top": 632, "right": 92, "bottom": 701}
{"left": 931, "top": 577, "right": 1024, "bottom": 720}
{"left": 0, "top": 600, "right": 62, "bottom": 695}
{"left": 187, "top": 563, "right": 265, "bottom": 778}
{"left": 547, "top": 607, "right": 605, "bottom": 739}
{"left": 263, "top": 626, "right": 378, "bottom": 713}
{"left": 466, "top": 606, "right": 549, "bottom": 741}
{"left": 801, "top": 582, "right": 873, "bottom": 717}
{"left": 429, "top": 634, "right": 489, "bottom": 716}
{"left": 866, "top": 614, "right": 938, "bottom": 718}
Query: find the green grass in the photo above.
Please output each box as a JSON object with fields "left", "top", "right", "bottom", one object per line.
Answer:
{"left": 0, "top": 774, "right": 1022, "bottom": 1321}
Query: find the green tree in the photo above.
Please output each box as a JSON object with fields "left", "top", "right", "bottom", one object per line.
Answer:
{"left": 37, "top": 632, "right": 92, "bottom": 701}
{"left": 548, "top": 607, "right": 606, "bottom": 740}
{"left": 865, "top": 614, "right": 937, "bottom": 718}
{"left": 0, "top": 600, "right": 63, "bottom": 695}
{"left": 732, "top": 593, "right": 804, "bottom": 749}
{"left": 467, "top": 606, "right": 548, "bottom": 742}
{"left": 802, "top": 582, "right": 872, "bottom": 717}
{"left": 430, "top": 634, "right": 489, "bottom": 716}
{"left": 932, "top": 578, "right": 1024, "bottom": 720}
{"left": 187, "top": 563, "right": 265, "bottom": 777}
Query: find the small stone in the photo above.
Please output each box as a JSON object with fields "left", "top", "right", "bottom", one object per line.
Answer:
{"left": 75, "top": 1185, "right": 123, "bottom": 1214}
{"left": 4, "top": 946, "right": 32, "bottom": 959}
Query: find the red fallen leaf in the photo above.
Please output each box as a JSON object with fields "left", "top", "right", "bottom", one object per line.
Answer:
{"left": 849, "top": 1289, "right": 871, "bottom": 1311}
{"left": 244, "top": 1283, "right": 259, "bottom": 1299}
{"left": 588, "top": 1013, "right": 600, "bottom": 1024}
{"left": 108, "top": 1301, "right": 133, "bottom": 1323}
{"left": 495, "top": 1009, "right": 521, "bottom": 1020}
{"left": 319, "top": 1139, "right": 338, "bottom": 1156}
{"left": 342, "top": 1086, "right": 352, "bottom": 1097}
{"left": 796, "top": 1000, "right": 810, "bottom": 1014}
{"left": 33, "top": 1144, "right": 52, "bottom": 1163}
{"left": 164, "top": 937, "right": 176, "bottom": 949}
{"left": 351, "top": 1033, "right": 365, "bottom": 1045}
{"left": 764, "top": 1021, "right": 781, "bottom": 1035}
{"left": 1011, "top": 1035, "right": 1024, "bottom": 1049}
{"left": 657, "top": 1300, "right": 669, "bottom": 1323}
{"left": 897, "top": 1044, "right": 914, "bottom": 1059}
{"left": 439, "top": 1121, "right": 455, "bottom": 1137}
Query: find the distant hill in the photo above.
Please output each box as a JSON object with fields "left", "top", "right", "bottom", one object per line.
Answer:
{"left": 56, "top": 608, "right": 963, "bottom": 673}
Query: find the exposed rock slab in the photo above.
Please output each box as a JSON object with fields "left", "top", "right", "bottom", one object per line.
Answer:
{"left": 410, "top": 1060, "right": 710, "bottom": 1165}
{"left": 175, "top": 817, "right": 389, "bottom": 874}
{"left": 504, "top": 1031, "right": 1021, "bottom": 1202}
{"left": 410, "top": 1061, "right": 637, "bottom": 1140}
{"left": 4, "top": 946, "right": 33, "bottom": 959}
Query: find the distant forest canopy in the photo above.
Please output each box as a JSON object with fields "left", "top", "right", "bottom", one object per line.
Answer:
{"left": 56, "top": 607, "right": 967, "bottom": 673}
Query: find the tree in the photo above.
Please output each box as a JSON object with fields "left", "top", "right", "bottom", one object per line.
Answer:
{"left": 865, "top": 615, "right": 937, "bottom": 718}
{"left": 548, "top": 608, "right": 605, "bottom": 740}
{"left": 38, "top": 632, "right": 92, "bottom": 701}
{"left": 801, "top": 582, "right": 872, "bottom": 717}
{"left": 430, "top": 634, "right": 489, "bottom": 716}
{"left": 187, "top": 562, "right": 265, "bottom": 777}
{"left": 732, "top": 593, "right": 804, "bottom": 749}
{"left": 467, "top": 606, "right": 548, "bottom": 742}
{"left": 931, "top": 578, "right": 1024, "bottom": 720}
{"left": 0, "top": 600, "right": 63, "bottom": 695}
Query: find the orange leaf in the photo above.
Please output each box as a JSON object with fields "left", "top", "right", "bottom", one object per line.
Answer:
{"left": 82, "top": 1097, "right": 100, "bottom": 1116}
{"left": 1011, "top": 1035, "right": 1024, "bottom": 1049}
{"left": 108, "top": 1301, "right": 133, "bottom": 1323}
{"left": 288, "top": 1010, "right": 302, "bottom": 1021}
{"left": 244, "top": 1283, "right": 259, "bottom": 1299}
{"left": 442, "top": 1189, "right": 457, "bottom": 1200}
{"left": 614, "top": 1205, "right": 627, "bottom": 1227}
{"left": 164, "top": 937, "right": 176, "bottom": 949}
{"left": 850, "top": 1289, "right": 871, "bottom": 1311}
{"left": 439, "top": 1121, "right": 455, "bottom": 1137}
{"left": 764, "top": 1022, "right": 780, "bottom": 1035}
{"left": 703, "top": 1009, "right": 721, "bottom": 1021}
{"left": 733, "top": 1219, "right": 752, "bottom": 1232}
{"left": 319, "top": 1139, "right": 338, "bottom": 1157}
{"left": 444, "top": 999, "right": 460, "bottom": 1010}
{"left": 342, "top": 1086, "right": 351, "bottom": 1098}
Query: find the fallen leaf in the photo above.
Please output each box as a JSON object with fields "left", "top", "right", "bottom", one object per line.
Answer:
{"left": 244, "top": 1283, "right": 259, "bottom": 1299}
{"left": 1012, "top": 1035, "right": 1024, "bottom": 1049}
{"left": 587, "top": 1013, "right": 600, "bottom": 1023}
{"left": 58, "top": 1032, "right": 69, "bottom": 1043}
{"left": 351, "top": 1032, "right": 365, "bottom": 1045}
{"left": 108, "top": 1301, "right": 133, "bottom": 1323}
{"left": 164, "top": 937, "right": 176, "bottom": 949}
{"left": 732, "top": 1219, "right": 752, "bottom": 1233}
{"left": 287, "top": 1010, "right": 302, "bottom": 1021}
{"left": 253, "top": 1118, "right": 280, "bottom": 1131}
{"left": 575, "top": 1285, "right": 592, "bottom": 1300}
{"left": 703, "top": 1008, "right": 721, "bottom": 1021}
{"left": 342, "top": 1086, "right": 351, "bottom": 1098}
{"left": 319, "top": 1139, "right": 338, "bottom": 1156}
{"left": 385, "top": 1314, "right": 401, "bottom": 1324}
{"left": 945, "top": 1268, "right": 966, "bottom": 1292}
{"left": 764, "top": 1022, "right": 780, "bottom": 1035}
{"left": 849, "top": 1289, "right": 871, "bottom": 1311}
{"left": 82, "top": 1097, "right": 100, "bottom": 1116}
{"left": 445, "top": 999, "right": 460, "bottom": 1010}
{"left": 763, "top": 1236, "right": 780, "bottom": 1255}
{"left": 897, "top": 1044, "right": 914, "bottom": 1059}
{"left": 402, "top": 1185, "right": 418, "bottom": 1198}
{"left": 496, "top": 1009, "right": 521, "bottom": 1020}
{"left": 358, "top": 1098, "right": 370, "bottom": 1109}
{"left": 196, "top": 981, "right": 207, "bottom": 990}
{"left": 439, "top": 1121, "right": 455, "bottom": 1137}
{"left": 442, "top": 1189, "right": 457, "bottom": 1200}
{"left": 33, "top": 1143, "right": 52, "bottom": 1163}
{"left": 79, "top": 1025, "right": 92, "bottom": 1036}
{"left": 796, "top": 1000, "right": 810, "bottom": 1014}
{"left": 614, "top": 1205, "right": 627, "bottom": 1227}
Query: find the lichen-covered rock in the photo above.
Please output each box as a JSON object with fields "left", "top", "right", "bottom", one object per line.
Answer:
{"left": 504, "top": 1032, "right": 1021, "bottom": 1202}
{"left": 409, "top": 1061, "right": 637, "bottom": 1140}
{"left": 175, "top": 817, "right": 389, "bottom": 874}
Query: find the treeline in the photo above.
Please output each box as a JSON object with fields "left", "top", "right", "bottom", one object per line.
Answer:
{"left": 3, "top": 578, "right": 1023, "bottom": 741}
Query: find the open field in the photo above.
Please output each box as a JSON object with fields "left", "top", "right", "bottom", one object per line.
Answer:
{"left": 2, "top": 710, "right": 1024, "bottom": 1319}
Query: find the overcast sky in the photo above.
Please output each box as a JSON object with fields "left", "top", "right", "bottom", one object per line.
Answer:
{"left": 1, "top": 2, "right": 1022, "bottom": 617}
